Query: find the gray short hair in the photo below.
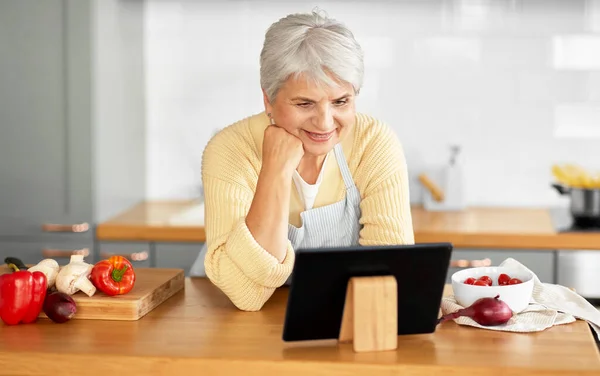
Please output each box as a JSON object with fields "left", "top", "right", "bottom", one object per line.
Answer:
{"left": 259, "top": 10, "right": 364, "bottom": 102}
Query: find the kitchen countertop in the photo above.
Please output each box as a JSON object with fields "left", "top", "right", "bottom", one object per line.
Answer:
{"left": 0, "top": 278, "right": 598, "bottom": 376}
{"left": 96, "top": 200, "right": 207, "bottom": 243}
{"left": 96, "top": 201, "right": 600, "bottom": 250}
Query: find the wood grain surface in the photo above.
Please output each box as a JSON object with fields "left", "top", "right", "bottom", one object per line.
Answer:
{"left": 95, "top": 201, "right": 600, "bottom": 250}
{"left": 0, "top": 278, "right": 598, "bottom": 375}
{"left": 95, "top": 200, "right": 207, "bottom": 242}
{"left": 0, "top": 267, "right": 185, "bottom": 320}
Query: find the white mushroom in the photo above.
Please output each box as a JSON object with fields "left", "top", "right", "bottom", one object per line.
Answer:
{"left": 28, "top": 259, "right": 60, "bottom": 288}
{"left": 55, "top": 254, "right": 96, "bottom": 297}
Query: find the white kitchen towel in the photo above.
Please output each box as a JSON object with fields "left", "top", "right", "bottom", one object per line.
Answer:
{"left": 441, "top": 257, "right": 600, "bottom": 336}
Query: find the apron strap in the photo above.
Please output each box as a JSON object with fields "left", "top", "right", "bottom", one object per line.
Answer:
{"left": 333, "top": 143, "right": 355, "bottom": 190}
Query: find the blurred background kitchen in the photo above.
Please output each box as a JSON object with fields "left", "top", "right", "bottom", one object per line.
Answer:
{"left": 145, "top": 0, "right": 600, "bottom": 207}
{"left": 2, "top": 0, "right": 600, "bottom": 299}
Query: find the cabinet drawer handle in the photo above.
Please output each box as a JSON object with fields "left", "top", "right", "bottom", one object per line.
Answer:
{"left": 450, "top": 258, "right": 492, "bottom": 268}
{"left": 42, "top": 248, "right": 90, "bottom": 258}
{"left": 42, "top": 223, "right": 90, "bottom": 233}
{"left": 100, "top": 251, "right": 149, "bottom": 262}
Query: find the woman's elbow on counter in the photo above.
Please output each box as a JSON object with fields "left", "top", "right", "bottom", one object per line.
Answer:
{"left": 228, "top": 289, "right": 274, "bottom": 312}
{"left": 208, "top": 276, "right": 276, "bottom": 312}
{"left": 204, "top": 255, "right": 279, "bottom": 312}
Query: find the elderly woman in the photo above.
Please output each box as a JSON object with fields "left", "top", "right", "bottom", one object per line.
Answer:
{"left": 189, "top": 10, "right": 414, "bottom": 311}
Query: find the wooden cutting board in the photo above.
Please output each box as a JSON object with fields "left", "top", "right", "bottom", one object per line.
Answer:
{"left": 0, "top": 266, "right": 185, "bottom": 321}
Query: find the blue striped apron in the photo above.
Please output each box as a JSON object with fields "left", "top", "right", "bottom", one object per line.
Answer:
{"left": 189, "top": 143, "right": 362, "bottom": 279}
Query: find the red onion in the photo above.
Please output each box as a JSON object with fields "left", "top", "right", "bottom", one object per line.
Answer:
{"left": 438, "top": 295, "right": 513, "bottom": 326}
{"left": 43, "top": 292, "right": 77, "bottom": 323}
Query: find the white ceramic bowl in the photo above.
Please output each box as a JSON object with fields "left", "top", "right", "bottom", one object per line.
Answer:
{"left": 451, "top": 266, "right": 535, "bottom": 313}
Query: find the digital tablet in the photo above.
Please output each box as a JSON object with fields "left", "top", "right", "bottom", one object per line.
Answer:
{"left": 282, "top": 243, "right": 453, "bottom": 342}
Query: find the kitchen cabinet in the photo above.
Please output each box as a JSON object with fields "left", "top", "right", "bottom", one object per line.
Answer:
{"left": 97, "top": 242, "right": 152, "bottom": 269}
{"left": 447, "top": 249, "right": 556, "bottom": 284}
{"left": 155, "top": 243, "right": 204, "bottom": 276}
{"left": 0, "top": 240, "right": 93, "bottom": 266}
{"left": 0, "top": 0, "right": 92, "bottom": 240}
{"left": 0, "top": 0, "right": 145, "bottom": 260}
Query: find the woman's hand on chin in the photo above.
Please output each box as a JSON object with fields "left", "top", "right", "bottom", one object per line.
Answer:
{"left": 261, "top": 124, "right": 305, "bottom": 179}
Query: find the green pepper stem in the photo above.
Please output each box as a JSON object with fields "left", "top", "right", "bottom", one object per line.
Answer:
{"left": 8, "top": 263, "right": 19, "bottom": 272}
{"left": 111, "top": 264, "right": 128, "bottom": 282}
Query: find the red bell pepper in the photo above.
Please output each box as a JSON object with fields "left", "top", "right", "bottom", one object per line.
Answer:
{"left": 0, "top": 270, "right": 47, "bottom": 325}
{"left": 90, "top": 256, "right": 136, "bottom": 296}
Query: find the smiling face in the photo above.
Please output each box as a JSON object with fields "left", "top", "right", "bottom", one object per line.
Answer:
{"left": 263, "top": 72, "right": 356, "bottom": 157}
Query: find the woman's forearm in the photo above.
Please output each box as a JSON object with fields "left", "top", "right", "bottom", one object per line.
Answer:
{"left": 245, "top": 168, "right": 292, "bottom": 262}
{"left": 202, "top": 174, "right": 295, "bottom": 312}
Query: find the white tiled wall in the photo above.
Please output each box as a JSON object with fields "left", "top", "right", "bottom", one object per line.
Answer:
{"left": 145, "top": 0, "right": 600, "bottom": 207}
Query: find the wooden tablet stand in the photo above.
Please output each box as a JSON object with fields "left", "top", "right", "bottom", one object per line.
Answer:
{"left": 338, "top": 276, "right": 398, "bottom": 353}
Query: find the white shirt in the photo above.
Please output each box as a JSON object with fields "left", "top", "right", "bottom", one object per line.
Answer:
{"left": 292, "top": 151, "right": 331, "bottom": 210}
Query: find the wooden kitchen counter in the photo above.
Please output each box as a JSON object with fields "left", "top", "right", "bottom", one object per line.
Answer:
{"left": 0, "top": 278, "right": 598, "bottom": 376}
{"left": 96, "top": 201, "right": 600, "bottom": 250}
{"left": 96, "top": 200, "right": 207, "bottom": 243}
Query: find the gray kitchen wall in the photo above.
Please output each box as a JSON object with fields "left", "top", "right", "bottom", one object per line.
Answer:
{"left": 144, "top": 0, "right": 600, "bottom": 207}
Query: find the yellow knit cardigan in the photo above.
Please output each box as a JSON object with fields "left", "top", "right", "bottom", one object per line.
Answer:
{"left": 201, "top": 111, "right": 414, "bottom": 311}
